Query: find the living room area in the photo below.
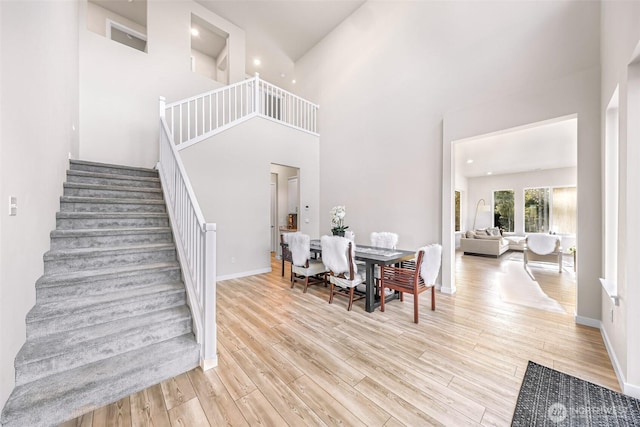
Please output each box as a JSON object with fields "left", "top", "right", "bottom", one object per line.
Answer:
{"left": 454, "top": 116, "right": 577, "bottom": 261}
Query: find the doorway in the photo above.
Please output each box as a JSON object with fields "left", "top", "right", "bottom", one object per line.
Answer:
{"left": 270, "top": 163, "right": 300, "bottom": 258}
{"left": 452, "top": 116, "right": 578, "bottom": 311}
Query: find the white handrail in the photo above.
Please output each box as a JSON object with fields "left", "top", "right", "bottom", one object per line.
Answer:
{"left": 164, "top": 74, "right": 319, "bottom": 150}
{"left": 158, "top": 97, "right": 217, "bottom": 370}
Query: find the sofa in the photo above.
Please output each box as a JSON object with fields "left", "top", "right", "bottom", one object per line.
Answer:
{"left": 460, "top": 228, "right": 527, "bottom": 257}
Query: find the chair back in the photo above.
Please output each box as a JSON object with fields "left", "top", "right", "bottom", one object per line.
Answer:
{"left": 526, "top": 234, "right": 560, "bottom": 255}
{"left": 321, "top": 235, "right": 356, "bottom": 279}
{"left": 280, "top": 232, "right": 296, "bottom": 263}
{"left": 288, "top": 233, "right": 311, "bottom": 267}
{"left": 416, "top": 244, "right": 442, "bottom": 285}
{"left": 370, "top": 232, "right": 399, "bottom": 249}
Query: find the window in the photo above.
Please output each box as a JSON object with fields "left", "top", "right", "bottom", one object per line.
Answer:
{"left": 524, "top": 186, "right": 576, "bottom": 234}
{"left": 493, "top": 190, "right": 514, "bottom": 232}
{"left": 454, "top": 191, "right": 461, "bottom": 232}
{"left": 524, "top": 187, "right": 550, "bottom": 233}
{"left": 551, "top": 187, "right": 577, "bottom": 234}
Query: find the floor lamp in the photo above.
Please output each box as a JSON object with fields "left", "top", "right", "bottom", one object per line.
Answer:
{"left": 472, "top": 198, "right": 492, "bottom": 230}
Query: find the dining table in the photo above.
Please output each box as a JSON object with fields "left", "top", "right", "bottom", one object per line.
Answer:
{"left": 308, "top": 239, "right": 416, "bottom": 313}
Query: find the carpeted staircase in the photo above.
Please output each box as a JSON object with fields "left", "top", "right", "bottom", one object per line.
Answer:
{"left": 0, "top": 160, "right": 200, "bottom": 427}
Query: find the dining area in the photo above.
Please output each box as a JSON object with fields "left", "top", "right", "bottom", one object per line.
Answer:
{"left": 280, "top": 223, "right": 443, "bottom": 324}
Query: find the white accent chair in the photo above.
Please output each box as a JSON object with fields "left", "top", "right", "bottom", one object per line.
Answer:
{"left": 524, "top": 234, "right": 563, "bottom": 273}
{"left": 287, "top": 233, "right": 326, "bottom": 293}
{"left": 321, "top": 235, "right": 365, "bottom": 311}
{"left": 380, "top": 244, "right": 442, "bottom": 323}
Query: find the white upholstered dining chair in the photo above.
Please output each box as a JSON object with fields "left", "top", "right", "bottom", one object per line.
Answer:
{"left": 286, "top": 232, "right": 326, "bottom": 293}
{"left": 321, "top": 235, "right": 365, "bottom": 311}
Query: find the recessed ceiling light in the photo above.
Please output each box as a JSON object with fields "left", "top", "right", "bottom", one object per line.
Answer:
{"left": 280, "top": 73, "right": 286, "bottom": 78}
{"left": 466, "top": 159, "right": 474, "bottom": 164}
{"left": 487, "top": 172, "right": 493, "bottom": 175}
{"left": 291, "top": 79, "right": 296, "bottom": 84}
{"left": 253, "top": 58, "right": 261, "bottom": 66}
{"left": 190, "top": 28, "right": 199, "bottom": 37}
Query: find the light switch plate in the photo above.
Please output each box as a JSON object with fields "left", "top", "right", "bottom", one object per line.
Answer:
{"left": 9, "top": 196, "right": 17, "bottom": 216}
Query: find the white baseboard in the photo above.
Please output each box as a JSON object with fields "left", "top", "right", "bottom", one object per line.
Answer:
{"left": 217, "top": 267, "right": 272, "bottom": 281}
{"left": 600, "top": 321, "right": 626, "bottom": 393}
{"left": 579, "top": 315, "right": 640, "bottom": 399}
{"left": 439, "top": 285, "right": 456, "bottom": 295}
{"left": 624, "top": 381, "right": 640, "bottom": 399}
{"left": 574, "top": 314, "right": 600, "bottom": 328}
{"left": 200, "top": 356, "right": 218, "bottom": 371}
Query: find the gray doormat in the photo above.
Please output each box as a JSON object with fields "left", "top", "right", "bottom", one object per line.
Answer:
{"left": 512, "top": 361, "right": 640, "bottom": 426}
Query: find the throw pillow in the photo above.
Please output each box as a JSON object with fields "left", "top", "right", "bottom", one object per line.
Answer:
{"left": 475, "top": 228, "right": 490, "bottom": 236}
{"left": 465, "top": 230, "right": 475, "bottom": 238}
{"left": 488, "top": 227, "right": 501, "bottom": 236}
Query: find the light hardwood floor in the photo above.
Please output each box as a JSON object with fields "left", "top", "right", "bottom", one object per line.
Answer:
{"left": 61, "top": 251, "right": 618, "bottom": 426}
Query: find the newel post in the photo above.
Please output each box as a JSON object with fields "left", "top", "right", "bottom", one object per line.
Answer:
{"left": 253, "top": 72, "right": 260, "bottom": 114}
{"left": 201, "top": 223, "right": 218, "bottom": 370}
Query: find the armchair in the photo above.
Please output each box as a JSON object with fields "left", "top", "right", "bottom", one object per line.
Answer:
{"left": 524, "top": 234, "right": 563, "bottom": 273}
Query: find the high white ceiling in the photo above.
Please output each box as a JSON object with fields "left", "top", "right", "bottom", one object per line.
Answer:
{"left": 195, "top": 0, "right": 365, "bottom": 85}
{"left": 454, "top": 117, "right": 577, "bottom": 178}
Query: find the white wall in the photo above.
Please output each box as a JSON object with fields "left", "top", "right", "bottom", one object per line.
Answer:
{"left": 78, "top": 0, "right": 245, "bottom": 168}
{"left": 600, "top": 0, "right": 640, "bottom": 397}
{"left": 0, "top": 0, "right": 78, "bottom": 410}
{"left": 294, "top": 1, "right": 599, "bottom": 254}
{"left": 180, "top": 118, "right": 320, "bottom": 279}
{"left": 465, "top": 167, "right": 577, "bottom": 234}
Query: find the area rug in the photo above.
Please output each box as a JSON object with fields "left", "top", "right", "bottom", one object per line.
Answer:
{"left": 498, "top": 262, "right": 565, "bottom": 313}
{"left": 512, "top": 361, "right": 640, "bottom": 426}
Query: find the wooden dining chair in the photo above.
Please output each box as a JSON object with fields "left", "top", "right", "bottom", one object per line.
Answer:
{"left": 321, "top": 235, "right": 365, "bottom": 311}
{"left": 380, "top": 244, "right": 442, "bottom": 323}
{"left": 288, "top": 233, "right": 326, "bottom": 292}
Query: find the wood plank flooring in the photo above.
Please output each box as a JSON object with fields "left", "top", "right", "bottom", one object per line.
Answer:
{"left": 60, "top": 250, "right": 618, "bottom": 426}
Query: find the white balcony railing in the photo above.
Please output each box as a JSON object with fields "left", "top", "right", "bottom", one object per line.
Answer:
{"left": 164, "top": 73, "right": 319, "bottom": 150}
{"left": 158, "top": 98, "right": 217, "bottom": 370}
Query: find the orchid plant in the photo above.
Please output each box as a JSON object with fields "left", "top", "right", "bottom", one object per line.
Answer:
{"left": 330, "top": 205, "right": 348, "bottom": 234}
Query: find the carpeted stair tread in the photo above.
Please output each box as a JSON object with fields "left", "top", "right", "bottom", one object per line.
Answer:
{"left": 63, "top": 182, "right": 163, "bottom": 199}
{"left": 17, "top": 306, "right": 192, "bottom": 365}
{"left": 60, "top": 196, "right": 166, "bottom": 206}
{"left": 27, "top": 281, "right": 185, "bottom": 320}
{"left": 51, "top": 227, "right": 171, "bottom": 239}
{"left": 67, "top": 169, "right": 160, "bottom": 185}
{"left": 44, "top": 242, "right": 175, "bottom": 260}
{"left": 36, "top": 262, "right": 180, "bottom": 288}
{"left": 0, "top": 334, "right": 199, "bottom": 427}
{"left": 15, "top": 307, "right": 192, "bottom": 385}
{"left": 57, "top": 211, "right": 168, "bottom": 219}
{"left": 69, "top": 159, "right": 159, "bottom": 177}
